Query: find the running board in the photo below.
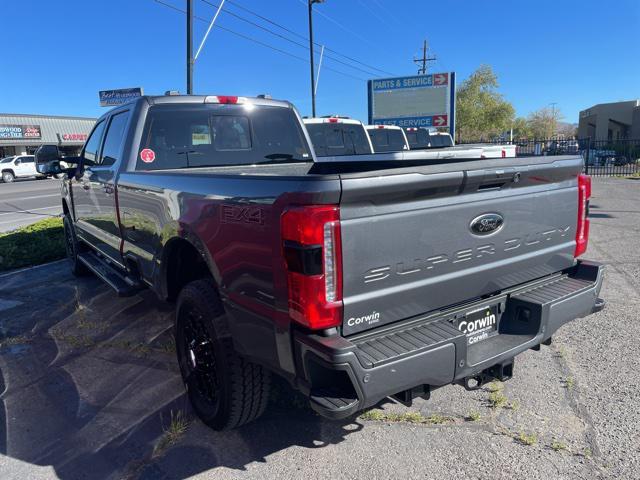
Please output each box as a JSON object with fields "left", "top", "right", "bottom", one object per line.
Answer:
{"left": 78, "top": 252, "right": 143, "bottom": 297}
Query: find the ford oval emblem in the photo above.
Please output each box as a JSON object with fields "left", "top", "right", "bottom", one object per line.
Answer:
{"left": 470, "top": 213, "right": 504, "bottom": 236}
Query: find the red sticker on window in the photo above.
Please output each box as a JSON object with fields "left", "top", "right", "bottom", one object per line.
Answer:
{"left": 140, "top": 148, "right": 156, "bottom": 163}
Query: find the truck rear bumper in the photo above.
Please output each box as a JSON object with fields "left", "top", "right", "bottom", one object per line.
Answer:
{"left": 293, "top": 260, "right": 604, "bottom": 419}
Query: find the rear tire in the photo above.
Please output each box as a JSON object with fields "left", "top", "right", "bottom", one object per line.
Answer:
{"left": 2, "top": 171, "right": 14, "bottom": 183}
{"left": 175, "top": 279, "right": 271, "bottom": 430}
{"left": 63, "top": 215, "right": 89, "bottom": 276}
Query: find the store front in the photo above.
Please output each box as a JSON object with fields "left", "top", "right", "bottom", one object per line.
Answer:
{"left": 0, "top": 113, "right": 96, "bottom": 158}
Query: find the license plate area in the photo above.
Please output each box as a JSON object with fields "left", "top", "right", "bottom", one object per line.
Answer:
{"left": 458, "top": 304, "right": 500, "bottom": 346}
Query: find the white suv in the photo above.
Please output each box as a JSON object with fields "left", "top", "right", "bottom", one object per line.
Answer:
{"left": 0, "top": 155, "right": 44, "bottom": 183}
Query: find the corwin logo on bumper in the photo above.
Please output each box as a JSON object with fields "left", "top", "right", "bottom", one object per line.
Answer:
{"left": 458, "top": 310, "right": 496, "bottom": 335}
{"left": 347, "top": 311, "right": 381, "bottom": 328}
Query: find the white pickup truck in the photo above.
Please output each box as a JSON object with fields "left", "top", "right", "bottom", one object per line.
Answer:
{"left": 404, "top": 128, "right": 516, "bottom": 159}
{"left": 0, "top": 155, "right": 45, "bottom": 182}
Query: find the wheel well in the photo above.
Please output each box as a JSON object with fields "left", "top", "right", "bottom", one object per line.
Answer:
{"left": 165, "top": 239, "right": 212, "bottom": 301}
{"left": 2, "top": 169, "right": 15, "bottom": 175}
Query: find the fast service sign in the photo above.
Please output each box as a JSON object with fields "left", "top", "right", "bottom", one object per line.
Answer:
{"left": 368, "top": 72, "right": 455, "bottom": 133}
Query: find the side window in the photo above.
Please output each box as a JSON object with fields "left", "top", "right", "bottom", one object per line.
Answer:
{"left": 100, "top": 111, "right": 130, "bottom": 167}
{"left": 22, "top": 156, "right": 35, "bottom": 163}
{"left": 83, "top": 120, "right": 106, "bottom": 166}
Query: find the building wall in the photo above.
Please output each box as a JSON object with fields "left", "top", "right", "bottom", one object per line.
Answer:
{"left": 578, "top": 100, "right": 639, "bottom": 140}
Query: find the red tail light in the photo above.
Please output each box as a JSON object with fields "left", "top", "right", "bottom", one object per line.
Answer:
{"left": 281, "top": 206, "right": 342, "bottom": 330}
{"left": 327, "top": 118, "right": 339, "bottom": 123}
{"left": 575, "top": 174, "right": 591, "bottom": 257}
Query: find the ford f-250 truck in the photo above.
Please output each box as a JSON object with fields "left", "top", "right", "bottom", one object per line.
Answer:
{"left": 36, "top": 94, "right": 605, "bottom": 430}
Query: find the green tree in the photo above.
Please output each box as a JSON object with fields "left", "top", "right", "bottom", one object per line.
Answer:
{"left": 511, "top": 117, "right": 532, "bottom": 140}
{"left": 526, "top": 107, "right": 563, "bottom": 139}
{"left": 455, "top": 65, "right": 515, "bottom": 142}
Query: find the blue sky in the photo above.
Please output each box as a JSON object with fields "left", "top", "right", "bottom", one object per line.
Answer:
{"left": 2, "top": 0, "right": 638, "bottom": 124}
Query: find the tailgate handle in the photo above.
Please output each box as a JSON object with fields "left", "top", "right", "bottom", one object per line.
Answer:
{"left": 478, "top": 170, "right": 519, "bottom": 190}
{"left": 478, "top": 180, "right": 508, "bottom": 190}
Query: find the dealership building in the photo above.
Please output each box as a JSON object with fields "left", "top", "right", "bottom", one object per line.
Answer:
{"left": 0, "top": 113, "right": 96, "bottom": 158}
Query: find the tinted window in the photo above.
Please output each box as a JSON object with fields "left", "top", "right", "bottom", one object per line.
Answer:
{"left": 405, "top": 129, "right": 430, "bottom": 149}
{"left": 137, "top": 104, "right": 311, "bottom": 170}
{"left": 83, "top": 120, "right": 106, "bottom": 166}
{"left": 100, "top": 111, "right": 130, "bottom": 167}
{"left": 368, "top": 129, "right": 406, "bottom": 152}
{"left": 306, "top": 123, "right": 371, "bottom": 157}
{"left": 430, "top": 134, "right": 453, "bottom": 147}
{"left": 20, "top": 156, "right": 35, "bottom": 163}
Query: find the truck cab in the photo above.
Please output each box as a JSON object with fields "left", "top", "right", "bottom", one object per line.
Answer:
{"left": 303, "top": 116, "right": 373, "bottom": 157}
{"left": 365, "top": 124, "right": 410, "bottom": 152}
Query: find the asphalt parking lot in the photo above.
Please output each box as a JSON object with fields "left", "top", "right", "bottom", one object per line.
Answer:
{"left": 0, "top": 177, "right": 638, "bottom": 480}
{"left": 0, "top": 179, "right": 61, "bottom": 232}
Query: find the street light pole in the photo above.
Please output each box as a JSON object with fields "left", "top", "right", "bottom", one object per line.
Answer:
{"left": 308, "top": 0, "right": 323, "bottom": 117}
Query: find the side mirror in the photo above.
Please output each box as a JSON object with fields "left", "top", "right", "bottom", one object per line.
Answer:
{"left": 35, "top": 145, "right": 63, "bottom": 175}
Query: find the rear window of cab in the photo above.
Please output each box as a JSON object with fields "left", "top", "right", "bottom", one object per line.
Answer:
{"left": 136, "top": 104, "right": 312, "bottom": 170}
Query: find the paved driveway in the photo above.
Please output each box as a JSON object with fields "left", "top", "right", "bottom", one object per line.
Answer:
{"left": 0, "top": 178, "right": 638, "bottom": 480}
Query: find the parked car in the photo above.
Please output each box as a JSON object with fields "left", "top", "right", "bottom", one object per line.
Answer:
{"left": 303, "top": 117, "right": 373, "bottom": 157}
{"left": 0, "top": 155, "right": 44, "bottom": 182}
{"left": 365, "top": 125, "right": 410, "bottom": 152}
{"left": 36, "top": 94, "right": 604, "bottom": 431}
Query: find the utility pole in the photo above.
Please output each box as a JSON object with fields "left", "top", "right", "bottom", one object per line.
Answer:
{"left": 308, "top": 0, "right": 324, "bottom": 117}
{"left": 413, "top": 39, "right": 437, "bottom": 75}
{"left": 187, "top": 0, "right": 193, "bottom": 94}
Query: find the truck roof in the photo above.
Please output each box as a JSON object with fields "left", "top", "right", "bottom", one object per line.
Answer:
{"left": 365, "top": 124, "right": 404, "bottom": 131}
{"left": 125, "top": 94, "right": 293, "bottom": 109}
{"left": 303, "top": 117, "right": 365, "bottom": 126}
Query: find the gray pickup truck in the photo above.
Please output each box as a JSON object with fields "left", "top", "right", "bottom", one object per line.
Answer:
{"left": 35, "top": 94, "right": 604, "bottom": 430}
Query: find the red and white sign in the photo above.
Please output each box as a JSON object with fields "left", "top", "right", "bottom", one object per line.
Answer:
{"left": 434, "top": 73, "right": 448, "bottom": 86}
{"left": 62, "top": 133, "right": 88, "bottom": 141}
{"left": 433, "top": 115, "right": 448, "bottom": 126}
{"left": 140, "top": 148, "right": 156, "bottom": 163}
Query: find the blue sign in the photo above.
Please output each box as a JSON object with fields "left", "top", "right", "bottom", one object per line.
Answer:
{"left": 99, "top": 87, "right": 143, "bottom": 107}
{"left": 368, "top": 72, "right": 455, "bottom": 135}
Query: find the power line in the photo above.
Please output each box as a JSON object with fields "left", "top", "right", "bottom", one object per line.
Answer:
{"left": 205, "top": 0, "right": 395, "bottom": 77}
{"left": 199, "top": 0, "right": 383, "bottom": 77}
{"left": 294, "top": 0, "right": 378, "bottom": 50}
{"left": 153, "top": 0, "right": 366, "bottom": 82}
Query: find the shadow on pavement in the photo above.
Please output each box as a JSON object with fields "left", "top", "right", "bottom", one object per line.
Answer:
{"left": 0, "top": 262, "right": 359, "bottom": 479}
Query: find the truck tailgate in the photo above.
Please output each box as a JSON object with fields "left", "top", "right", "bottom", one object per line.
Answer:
{"left": 339, "top": 156, "right": 582, "bottom": 335}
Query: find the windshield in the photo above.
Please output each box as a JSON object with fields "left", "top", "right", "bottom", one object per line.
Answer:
{"left": 405, "top": 129, "right": 430, "bottom": 149}
{"left": 367, "top": 128, "right": 407, "bottom": 152}
{"left": 305, "top": 123, "right": 372, "bottom": 156}
{"left": 137, "top": 104, "right": 312, "bottom": 170}
{"left": 0, "top": 156, "right": 15, "bottom": 163}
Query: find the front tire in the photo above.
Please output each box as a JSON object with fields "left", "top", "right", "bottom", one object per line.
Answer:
{"left": 63, "top": 215, "right": 89, "bottom": 276}
{"left": 175, "top": 279, "right": 271, "bottom": 430}
{"left": 2, "top": 171, "right": 14, "bottom": 183}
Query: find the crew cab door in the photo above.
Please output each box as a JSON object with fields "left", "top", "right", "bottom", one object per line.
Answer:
{"left": 72, "top": 110, "right": 130, "bottom": 265}
{"left": 13, "top": 156, "right": 34, "bottom": 177}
